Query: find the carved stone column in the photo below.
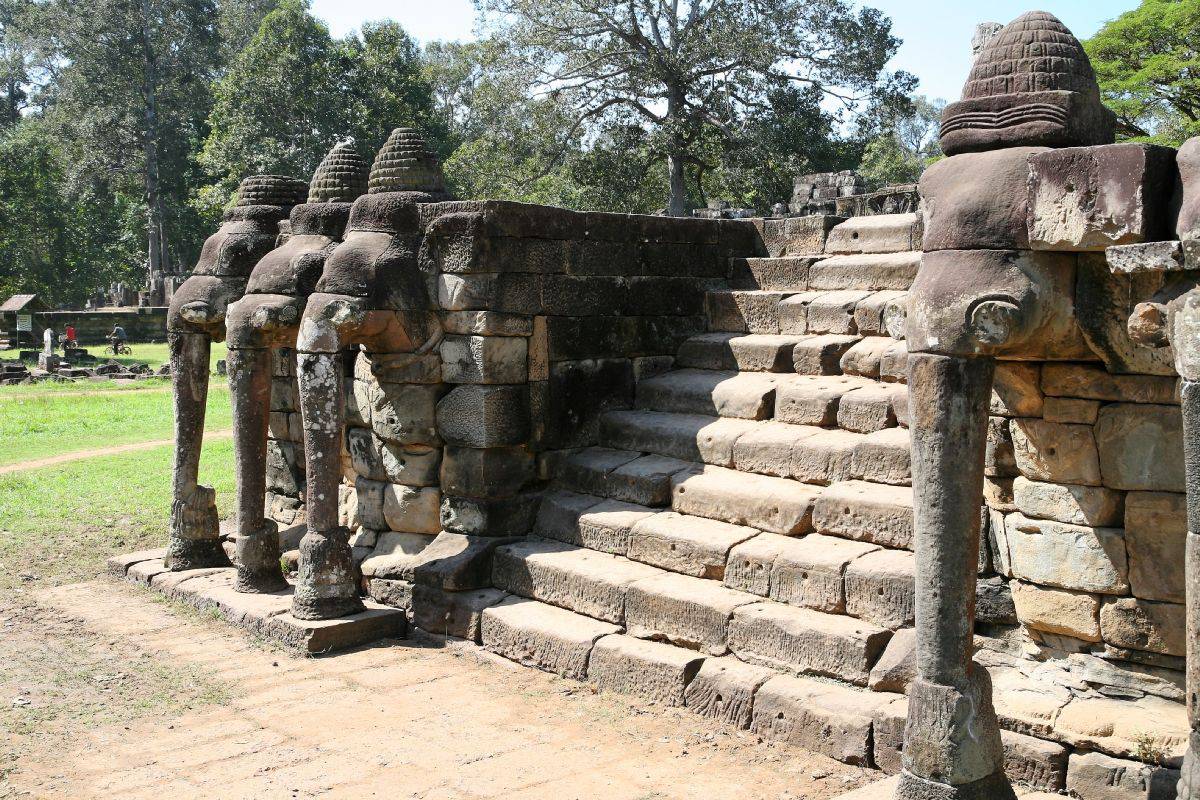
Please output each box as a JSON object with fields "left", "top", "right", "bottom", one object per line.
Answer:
{"left": 897, "top": 11, "right": 1114, "bottom": 799}
{"left": 165, "top": 175, "right": 306, "bottom": 570}
{"left": 292, "top": 128, "right": 447, "bottom": 620}
{"left": 225, "top": 142, "right": 369, "bottom": 593}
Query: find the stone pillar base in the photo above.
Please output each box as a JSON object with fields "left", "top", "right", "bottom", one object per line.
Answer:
{"left": 234, "top": 521, "right": 288, "bottom": 594}
{"left": 167, "top": 484, "right": 227, "bottom": 571}
{"left": 893, "top": 770, "right": 1016, "bottom": 800}
{"left": 165, "top": 536, "right": 230, "bottom": 572}
{"left": 292, "top": 525, "right": 365, "bottom": 620}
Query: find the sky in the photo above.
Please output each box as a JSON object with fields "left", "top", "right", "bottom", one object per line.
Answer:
{"left": 309, "top": 0, "right": 1141, "bottom": 103}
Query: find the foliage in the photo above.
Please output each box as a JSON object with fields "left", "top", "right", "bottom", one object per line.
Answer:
{"left": 857, "top": 95, "right": 944, "bottom": 187}
{"left": 473, "top": 0, "right": 914, "bottom": 214}
{"left": 1085, "top": 0, "right": 1200, "bottom": 145}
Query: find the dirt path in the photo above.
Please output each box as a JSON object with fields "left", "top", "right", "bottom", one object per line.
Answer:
{"left": 0, "top": 386, "right": 172, "bottom": 402}
{"left": 4, "top": 580, "right": 875, "bottom": 800}
{"left": 0, "top": 430, "right": 233, "bottom": 475}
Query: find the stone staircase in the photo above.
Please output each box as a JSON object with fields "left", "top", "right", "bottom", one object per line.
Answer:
{"left": 480, "top": 214, "right": 928, "bottom": 770}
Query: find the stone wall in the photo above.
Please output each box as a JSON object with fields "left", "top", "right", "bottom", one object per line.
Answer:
{"left": 33, "top": 308, "right": 168, "bottom": 344}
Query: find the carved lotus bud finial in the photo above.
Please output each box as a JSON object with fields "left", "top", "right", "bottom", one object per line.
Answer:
{"left": 235, "top": 174, "right": 309, "bottom": 208}
{"left": 308, "top": 139, "right": 370, "bottom": 204}
{"left": 940, "top": 11, "right": 1115, "bottom": 155}
{"left": 368, "top": 127, "right": 448, "bottom": 196}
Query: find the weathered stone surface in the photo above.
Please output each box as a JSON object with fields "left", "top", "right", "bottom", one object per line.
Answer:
{"left": 976, "top": 575, "right": 1018, "bottom": 625}
{"left": 600, "top": 410, "right": 757, "bottom": 467}
{"left": 770, "top": 533, "right": 880, "bottom": 613}
{"left": 1094, "top": 403, "right": 1185, "bottom": 491}
{"left": 1043, "top": 396, "right": 1101, "bottom": 424}
{"left": 1011, "top": 580, "right": 1101, "bottom": 641}
{"left": 792, "top": 334, "right": 860, "bottom": 375}
{"left": 839, "top": 336, "right": 894, "bottom": 380}
{"left": 991, "top": 362, "right": 1044, "bottom": 417}
{"left": 576, "top": 499, "right": 656, "bottom": 555}
{"left": 440, "top": 335, "right": 528, "bottom": 384}
{"left": 534, "top": 489, "right": 601, "bottom": 543}
{"left": 440, "top": 445, "right": 534, "bottom": 499}
{"left": 1041, "top": 364, "right": 1178, "bottom": 404}
{"left": 1028, "top": 144, "right": 1175, "bottom": 251}
{"left": 480, "top": 596, "right": 620, "bottom": 680}
{"left": 624, "top": 571, "right": 757, "bottom": 655}
{"left": 732, "top": 422, "right": 841, "bottom": 482}
{"left": 606, "top": 454, "right": 693, "bottom": 507}
{"left": 412, "top": 585, "right": 506, "bottom": 642}
{"left": 1100, "top": 597, "right": 1186, "bottom": 656}
{"left": 704, "top": 290, "right": 788, "bottom": 334}
{"left": 1107, "top": 240, "right": 1185, "bottom": 275}
{"left": 628, "top": 511, "right": 757, "bottom": 579}
{"left": 359, "top": 531, "right": 436, "bottom": 578}
{"left": 843, "top": 548, "right": 915, "bottom": 629}
{"left": 868, "top": 627, "right": 916, "bottom": 693}
{"left": 1002, "top": 729, "right": 1069, "bottom": 793}
{"left": 729, "top": 256, "right": 816, "bottom": 291}
{"left": 1009, "top": 419, "right": 1102, "bottom": 486}
{"left": 676, "top": 332, "right": 804, "bottom": 372}
{"left": 1012, "top": 476, "right": 1124, "bottom": 526}
{"left": 825, "top": 213, "right": 921, "bottom": 255}
{"left": 808, "top": 252, "right": 921, "bottom": 291}
{"left": 987, "top": 416, "right": 1019, "bottom": 478}
{"left": 554, "top": 447, "right": 642, "bottom": 497}
{"left": 1054, "top": 694, "right": 1188, "bottom": 763}
{"left": 837, "top": 383, "right": 904, "bottom": 433}
{"left": 1125, "top": 491, "right": 1187, "bottom": 603}
{"left": 774, "top": 374, "right": 870, "bottom": 426}
{"left": 990, "top": 667, "right": 1072, "bottom": 738}
{"left": 586, "top": 634, "right": 705, "bottom": 706}
{"left": 381, "top": 484, "right": 441, "bottom": 534}
{"left": 749, "top": 674, "right": 884, "bottom": 765}
{"left": 492, "top": 539, "right": 659, "bottom": 623}
{"left": 1066, "top": 751, "right": 1181, "bottom": 800}
{"left": 723, "top": 532, "right": 792, "bottom": 597}
{"left": 851, "top": 427, "right": 911, "bottom": 485}
{"left": 806, "top": 290, "right": 873, "bottom": 334}
{"left": 854, "top": 290, "right": 908, "bottom": 336}
{"left": 873, "top": 697, "right": 908, "bottom": 774}
{"left": 636, "top": 368, "right": 778, "bottom": 420}
{"left": 671, "top": 465, "right": 818, "bottom": 535}
{"left": 1004, "top": 513, "right": 1129, "bottom": 594}
{"left": 441, "top": 310, "right": 534, "bottom": 336}
{"left": 370, "top": 382, "right": 441, "bottom": 445}
{"left": 921, "top": 147, "right": 1044, "bottom": 250}
{"left": 776, "top": 290, "right": 826, "bottom": 335}
{"left": 811, "top": 482, "right": 912, "bottom": 551}
{"left": 727, "top": 601, "right": 891, "bottom": 685}
{"left": 435, "top": 385, "right": 529, "bottom": 448}
{"left": 682, "top": 655, "right": 775, "bottom": 729}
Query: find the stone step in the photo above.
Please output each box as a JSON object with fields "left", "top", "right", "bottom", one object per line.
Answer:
{"left": 812, "top": 480, "right": 915, "bottom": 550}
{"left": 729, "top": 422, "right": 911, "bottom": 486}
{"left": 808, "top": 252, "right": 922, "bottom": 292}
{"left": 479, "top": 595, "right": 621, "bottom": 680}
{"left": 588, "top": 634, "right": 706, "bottom": 707}
{"left": 554, "top": 447, "right": 691, "bottom": 507}
{"left": 625, "top": 570, "right": 760, "bottom": 655}
{"left": 492, "top": 538, "right": 661, "bottom": 624}
{"left": 627, "top": 511, "right": 759, "bottom": 579}
{"left": 792, "top": 334, "right": 860, "bottom": 375}
{"left": 635, "top": 368, "right": 779, "bottom": 420}
{"left": 774, "top": 374, "right": 874, "bottom": 426}
{"left": 840, "top": 336, "right": 896, "bottom": 380}
{"left": 836, "top": 383, "right": 906, "bottom": 433}
{"left": 705, "top": 290, "right": 792, "bottom": 334}
{"left": 844, "top": 548, "right": 916, "bottom": 629}
{"left": 824, "top": 213, "right": 922, "bottom": 255}
{"left": 778, "top": 290, "right": 869, "bottom": 336}
{"left": 534, "top": 489, "right": 657, "bottom": 555}
{"left": 676, "top": 332, "right": 805, "bottom": 372}
{"left": 728, "top": 601, "right": 893, "bottom": 686}
{"left": 729, "top": 256, "right": 816, "bottom": 291}
{"left": 670, "top": 465, "right": 819, "bottom": 535}
{"left": 599, "top": 409, "right": 758, "bottom": 468}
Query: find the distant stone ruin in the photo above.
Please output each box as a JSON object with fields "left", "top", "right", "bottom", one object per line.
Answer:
{"left": 109, "top": 10, "right": 1200, "bottom": 800}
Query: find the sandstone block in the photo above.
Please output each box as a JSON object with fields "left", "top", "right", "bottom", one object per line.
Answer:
{"left": 481, "top": 596, "right": 619, "bottom": 679}
{"left": 868, "top": 627, "right": 915, "bottom": 693}
{"left": 607, "top": 454, "right": 693, "bottom": 507}
{"left": 774, "top": 374, "right": 870, "bottom": 426}
{"left": 991, "top": 362, "right": 1044, "bottom": 417}
{"left": 837, "top": 383, "right": 903, "bottom": 432}
{"left": 381, "top": 484, "right": 441, "bottom": 534}
{"left": 1100, "top": 597, "right": 1186, "bottom": 656}
{"left": 440, "top": 445, "right": 534, "bottom": 499}
{"left": 990, "top": 667, "right": 1073, "bottom": 738}
{"left": 636, "top": 368, "right": 778, "bottom": 420}
{"left": 921, "top": 147, "right": 1042, "bottom": 251}
{"left": 682, "top": 656, "right": 775, "bottom": 729}
{"left": 728, "top": 601, "right": 891, "bottom": 686}
{"left": 370, "top": 382, "right": 442, "bottom": 446}
{"left": 776, "top": 290, "right": 825, "bottom": 334}
{"left": 771, "top": 534, "right": 880, "bottom": 613}
{"left": 851, "top": 427, "right": 911, "bottom": 485}
{"left": 1054, "top": 693, "right": 1188, "bottom": 763}
{"left": 1095, "top": 403, "right": 1185, "bottom": 491}
{"left": 599, "top": 410, "right": 758, "bottom": 467}
{"left": 435, "top": 385, "right": 529, "bottom": 448}
{"left": 1028, "top": 144, "right": 1175, "bottom": 251}
{"left": 1002, "top": 729, "right": 1069, "bottom": 793}
{"left": 749, "top": 675, "right": 883, "bottom": 765}
{"left": 441, "top": 310, "right": 533, "bottom": 336}
{"left": 825, "top": 213, "right": 920, "bottom": 255}
{"left": 587, "top": 634, "right": 705, "bottom": 706}
{"left": 1012, "top": 476, "right": 1124, "bottom": 527}
{"left": 576, "top": 499, "right": 656, "bottom": 555}
{"left": 439, "top": 493, "right": 539, "bottom": 537}
{"left": 554, "top": 447, "right": 642, "bottom": 497}
{"left": 843, "top": 548, "right": 915, "bottom": 629}
{"left": 723, "top": 532, "right": 793, "bottom": 597}
{"left": 353, "top": 476, "right": 386, "bottom": 530}
{"left": 628, "top": 511, "right": 758, "bottom": 579}
{"left": 440, "top": 334, "right": 528, "bottom": 384}
{"left": 977, "top": 575, "right": 1018, "bottom": 625}
{"left": 728, "top": 256, "right": 815, "bottom": 291}
{"left": 1005, "top": 513, "right": 1129, "bottom": 595}
{"left": 1066, "top": 750, "right": 1181, "bottom": 800}
{"left": 808, "top": 252, "right": 921, "bottom": 291}
{"left": 806, "top": 290, "right": 872, "bottom": 334}
{"left": 872, "top": 697, "right": 908, "bottom": 774}
{"left": 412, "top": 585, "right": 508, "bottom": 641}
{"left": 1125, "top": 491, "right": 1187, "bottom": 603}
{"left": 1011, "top": 580, "right": 1101, "bottom": 642}
{"left": 813, "top": 480, "right": 914, "bottom": 550}
{"left": 676, "top": 332, "right": 803, "bottom": 372}
{"left": 533, "top": 489, "right": 600, "bottom": 544}
{"left": 1009, "top": 418, "right": 1102, "bottom": 485}
{"left": 839, "top": 336, "right": 893, "bottom": 379}
{"left": 1041, "top": 364, "right": 1177, "bottom": 405}
{"left": 853, "top": 290, "right": 908, "bottom": 336}
{"left": 730, "top": 421, "right": 825, "bottom": 479}
{"left": 1107, "top": 240, "right": 1185, "bottom": 275}
{"left": 986, "top": 416, "right": 1019, "bottom": 478}
{"left": 792, "top": 334, "right": 860, "bottom": 375}
{"left": 624, "top": 571, "right": 758, "bottom": 654}
{"left": 1043, "top": 396, "right": 1101, "bottom": 424}
{"left": 705, "top": 290, "right": 788, "bottom": 334}
{"left": 670, "top": 465, "right": 819, "bottom": 535}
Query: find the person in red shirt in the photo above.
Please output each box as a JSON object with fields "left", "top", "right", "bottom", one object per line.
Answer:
{"left": 64, "top": 325, "right": 77, "bottom": 349}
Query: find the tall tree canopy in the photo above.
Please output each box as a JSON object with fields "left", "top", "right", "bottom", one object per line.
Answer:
{"left": 1086, "top": 0, "right": 1200, "bottom": 145}
{"left": 475, "top": 0, "right": 914, "bottom": 214}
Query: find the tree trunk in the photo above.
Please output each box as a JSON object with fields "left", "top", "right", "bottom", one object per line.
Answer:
{"left": 664, "top": 89, "right": 689, "bottom": 217}
{"left": 141, "top": 0, "right": 167, "bottom": 285}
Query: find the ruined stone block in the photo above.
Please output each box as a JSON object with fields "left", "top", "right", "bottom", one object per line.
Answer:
{"left": 586, "top": 635, "right": 705, "bottom": 707}
{"left": 440, "top": 493, "right": 539, "bottom": 537}
{"left": 728, "top": 256, "right": 816, "bottom": 291}
{"left": 624, "top": 571, "right": 757, "bottom": 655}
{"left": 812, "top": 480, "right": 914, "bottom": 550}
{"left": 481, "top": 596, "right": 619, "bottom": 679}
{"left": 1041, "top": 363, "right": 1178, "bottom": 405}
{"left": 682, "top": 656, "right": 775, "bottom": 729}
{"left": 1012, "top": 476, "right": 1124, "bottom": 527}
{"left": 381, "top": 484, "right": 440, "bottom": 534}
{"left": 1066, "top": 751, "right": 1181, "bottom": 800}
{"left": 792, "top": 334, "right": 859, "bottom": 375}
{"left": 1002, "top": 729, "right": 1069, "bottom": 793}
{"left": 369, "top": 382, "right": 441, "bottom": 446}
{"left": 749, "top": 675, "right": 882, "bottom": 765}
{"left": 1009, "top": 418, "right": 1102, "bottom": 485}
{"left": 576, "top": 500, "right": 656, "bottom": 555}
{"left": 1011, "top": 580, "right": 1101, "bottom": 642}
{"left": 1100, "top": 597, "right": 1186, "bottom": 657}
{"left": 1125, "top": 491, "right": 1187, "bottom": 603}
{"left": 435, "top": 384, "right": 529, "bottom": 448}
{"left": 843, "top": 548, "right": 915, "bottom": 629}
{"left": 412, "top": 584, "right": 508, "bottom": 641}
{"left": 704, "top": 290, "right": 788, "bottom": 334}
{"left": 1095, "top": 403, "right": 1185, "bottom": 491}
{"left": 991, "top": 362, "right": 1044, "bottom": 417}
{"left": 1004, "top": 513, "right": 1129, "bottom": 595}
{"left": 440, "top": 335, "right": 528, "bottom": 384}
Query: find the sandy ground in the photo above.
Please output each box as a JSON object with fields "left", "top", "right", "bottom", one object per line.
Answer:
{"left": 2, "top": 579, "right": 878, "bottom": 800}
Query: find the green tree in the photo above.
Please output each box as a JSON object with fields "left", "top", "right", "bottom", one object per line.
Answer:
{"left": 475, "top": 0, "right": 913, "bottom": 215}
{"left": 1086, "top": 0, "right": 1200, "bottom": 145}
{"left": 857, "top": 95, "right": 943, "bottom": 187}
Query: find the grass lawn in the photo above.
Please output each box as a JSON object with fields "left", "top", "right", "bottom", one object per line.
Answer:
{"left": 1, "top": 340, "right": 228, "bottom": 371}
{"left": 0, "top": 379, "right": 232, "bottom": 467}
{"left": 0, "top": 438, "right": 236, "bottom": 594}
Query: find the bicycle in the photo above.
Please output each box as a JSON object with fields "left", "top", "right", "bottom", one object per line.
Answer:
{"left": 105, "top": 341, "right": 132, "bottom": 356}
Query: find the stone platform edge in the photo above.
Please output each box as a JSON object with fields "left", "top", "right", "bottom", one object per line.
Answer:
{"left": 106, "top": 548, "right": 407, "bottom": 654}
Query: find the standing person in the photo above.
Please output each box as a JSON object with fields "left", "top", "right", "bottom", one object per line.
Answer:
{"left": 64, "top": 324, "right": 77, "bottom": 349}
